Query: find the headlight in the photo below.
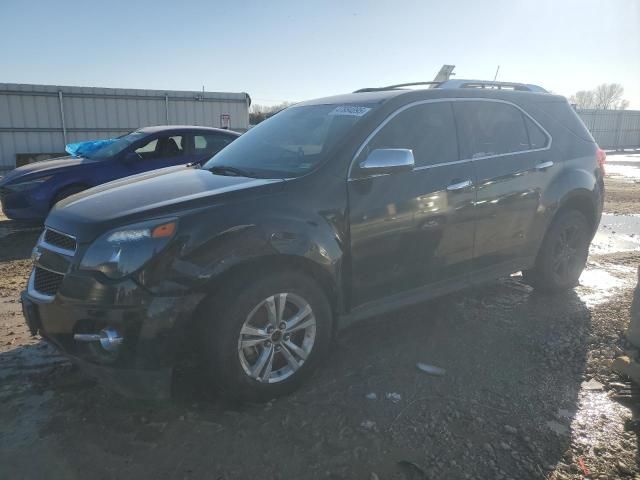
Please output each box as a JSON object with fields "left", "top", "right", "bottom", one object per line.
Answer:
{"left": 5, "top": 175, "right": 53, "bottom": 192}
{"left": 80, "top": 218, "right": 177, "bottom": 279}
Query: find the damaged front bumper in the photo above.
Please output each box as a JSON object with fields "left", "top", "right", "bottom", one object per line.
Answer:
{"left": 21, "top": 281, "right": 203, "bottom": 399}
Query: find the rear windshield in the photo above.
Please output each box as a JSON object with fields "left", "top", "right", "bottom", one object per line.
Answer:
{"left": 203, "top": 104, "right": 373, "bottom": 178}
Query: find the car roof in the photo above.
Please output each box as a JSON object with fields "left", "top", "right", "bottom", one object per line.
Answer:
{"left": 296, "top": 87, "right": 566, "bottom": 108}
{"left": 136, "top": 125, "right": 241, "bottom": 136}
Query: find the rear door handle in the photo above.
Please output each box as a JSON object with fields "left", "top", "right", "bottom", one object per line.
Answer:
{"left": 535, "top": 161, "right": 554, "bottom": 171}
{"left": 446, "top": 179, "right": 473, "bottom": 191}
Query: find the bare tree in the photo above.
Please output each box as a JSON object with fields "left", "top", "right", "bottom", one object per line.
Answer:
{"left": 570, "top": 83, "right": 628, "bottom": 110}
{"left": 250, "top": 102, "right": 294, "bottom": 124}
{"left": 593, "top": 83, "right": 626, "bottom": 110}
{"left": 569, "top": 90, "right": 596, "bottom": 109}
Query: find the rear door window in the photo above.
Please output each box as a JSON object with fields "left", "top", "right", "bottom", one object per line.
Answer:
{"left": 194, "top": 133, "right": 234, "bottom": 156}
{"left": 359, "top": 101, "right": 459, "bottom": 168}
{"left": 453, "top": 101, "right": 531, "bottom": 158}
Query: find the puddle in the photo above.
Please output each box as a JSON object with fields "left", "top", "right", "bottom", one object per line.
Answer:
{"left": 577, "top": 262, "right": 636, "bottom": 307}
{"left": 607, "top": 164, "right": 640, "bottom": 181}
{"left": 570, "top": 390, "right": 632, "bottom": 454}
{"left": 606, "top": 154, "right": 640, "bottom": 181}
{"left": 579, "top": 270, "right": 626, "bottom": 307}
{"left": 591, "top": 213, "right": 640, "bottom": 254}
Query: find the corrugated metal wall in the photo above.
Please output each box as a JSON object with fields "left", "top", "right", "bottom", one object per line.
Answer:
{"left": 577, "top": 109, "right": 640, "bottom": 150}
{"left": 0, "top": 83, "right": 250, "bottom": 172}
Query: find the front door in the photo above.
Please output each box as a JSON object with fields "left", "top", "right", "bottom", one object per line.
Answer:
{"left": 127, "top": 134, "right": 190, "bottom": 174}
{"left": 453, "top": 100, "right": 548, "bottom": 275}
{"left": 347, "top": 101, "right": 476, "bottom": 308}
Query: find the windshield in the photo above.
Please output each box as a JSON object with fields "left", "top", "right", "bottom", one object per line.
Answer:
{"left": 85, "top": 131, "right": 147, "bottom": 159}
{"left": 203, "top": 104, "right": 373, "bottom": 178}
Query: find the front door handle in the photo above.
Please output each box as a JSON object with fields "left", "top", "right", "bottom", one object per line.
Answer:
{"left": 446, "top": 179, "right": 473, "bottom": 191}
{"left": 535, "top": 161, "right": 554, "bottom": 171}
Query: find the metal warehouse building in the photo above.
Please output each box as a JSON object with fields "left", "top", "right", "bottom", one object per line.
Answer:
{"left": 0, "top": 83, "right": 251, "bottom": 173}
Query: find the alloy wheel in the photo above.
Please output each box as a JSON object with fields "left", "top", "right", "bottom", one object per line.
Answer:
{"left": 237, "top": 292, "right": 316, "bottom": 383}
{"left": 551, "top": 224, "right": 585, "bottom": 283}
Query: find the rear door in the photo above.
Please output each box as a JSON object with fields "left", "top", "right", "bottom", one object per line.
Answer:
{"left": 190, "top": 132, "right": 236, "bottom": 164}
{"left": 348, "top": 101, "right": 476, "bottom": 307}
{"left": 453, "top": 100, "right": 550, "bottom": 276}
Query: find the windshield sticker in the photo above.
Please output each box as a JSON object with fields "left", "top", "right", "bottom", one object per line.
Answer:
{"left": 329, "top": 105, "right": 371, "bottom": 117}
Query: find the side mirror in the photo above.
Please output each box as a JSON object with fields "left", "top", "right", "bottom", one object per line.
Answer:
{"left": 359, "top": 149, "right": 414, "bottom": 176}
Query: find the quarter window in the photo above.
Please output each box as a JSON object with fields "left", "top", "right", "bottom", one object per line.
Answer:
{"left": 524, "top": 116, "right": 549, "bottom": 149}
{"left": 359, "top": 102, "right": 458, "bottom": 168}
{"left": 453, "top": 102, "right": 531, "bottom": 158}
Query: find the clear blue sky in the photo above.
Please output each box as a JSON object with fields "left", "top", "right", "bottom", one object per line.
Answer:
{"left": 1, "top": 0, "right": 639, "bottom": 108}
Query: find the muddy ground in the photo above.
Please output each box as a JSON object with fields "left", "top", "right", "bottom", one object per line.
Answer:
{"left": 1, "top": 163, "right": 639, "bottom": 479}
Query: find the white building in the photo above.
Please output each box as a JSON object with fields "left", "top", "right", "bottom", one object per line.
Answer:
{"left": 0, "top": 83, "right": 250, "bottom": 172}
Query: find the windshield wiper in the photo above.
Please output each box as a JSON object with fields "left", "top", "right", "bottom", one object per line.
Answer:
{"left": 208, "top": 165, "right": 256, "bottom": 177}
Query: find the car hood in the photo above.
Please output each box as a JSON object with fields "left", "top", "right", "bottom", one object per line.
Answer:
{"left": 0, "top": 156, "right": 96, "bottom": 184}
{"left": 46, "top": 165, "right": 284, "bottom": 241}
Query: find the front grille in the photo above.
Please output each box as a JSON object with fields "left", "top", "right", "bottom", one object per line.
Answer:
{"left": 43, "top": 228, "right": 77, "bottom": 252}
{"left": 33, "top": 267, "right": 64, "bottom": 297}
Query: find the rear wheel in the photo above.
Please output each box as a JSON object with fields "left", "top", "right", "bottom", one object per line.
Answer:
{"left": 199, "top": 271, "right": 332, "bottom": 402}
{"left": 523, "top": 210, "right": 590, "bottom": 292}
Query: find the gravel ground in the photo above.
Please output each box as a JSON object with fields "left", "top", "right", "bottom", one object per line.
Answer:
{"left": 0, "top": 174, "right": 639, "bottom": 479}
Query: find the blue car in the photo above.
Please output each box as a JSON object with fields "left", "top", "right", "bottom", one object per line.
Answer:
{"left": 0, "top": 126, "right": 240, "bottom": 221}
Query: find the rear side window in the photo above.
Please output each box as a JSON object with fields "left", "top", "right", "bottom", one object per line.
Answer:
{"left": 523, "top": 116, "right": 549, "bottom": 149}
{"left": 194, "top": 133, "right": 234, "bottom": 156}
{"left": 361, "top": 102, "right": 458, "bottom": 167}
{"left": 454, "top": 101, "right": 531, "bottom": 158}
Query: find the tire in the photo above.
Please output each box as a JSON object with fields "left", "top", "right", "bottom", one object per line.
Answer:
{"left": 51, "top": 185, "right": 87, "bottom": 208}
{"left": 198, "top": 270, "right": 332, "bottom": 402}
{"left": 523, "top": 210, "right": 590, "bottom": 292}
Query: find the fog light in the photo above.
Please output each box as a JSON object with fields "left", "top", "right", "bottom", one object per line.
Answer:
{"left": 74, "top": 327, "right": 123, "bottom": 352}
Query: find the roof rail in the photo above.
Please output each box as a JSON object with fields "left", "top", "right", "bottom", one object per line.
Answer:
{"left": 353, "top": 81, "right": 441, "bottom": 93}
{"left": 437, "top": 79, "right": 548, "bottom": 93}
{"left": 353, "top": 79, "right": 548, "bottom": 94}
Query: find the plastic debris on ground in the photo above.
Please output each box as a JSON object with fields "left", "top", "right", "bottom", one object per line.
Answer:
{"left": 365, "top": 392, "right": 377, "bottom": 400}
{"left": 416, "top": 362, "right": 446, "bottom": 376}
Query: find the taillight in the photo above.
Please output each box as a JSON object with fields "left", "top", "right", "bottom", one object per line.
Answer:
{"left": 596, "top": 146, "right": 607, "bottom": 174}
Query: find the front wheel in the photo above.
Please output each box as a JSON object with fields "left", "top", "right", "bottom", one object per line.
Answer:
{"left": 523, "top": 210, "right": 590, "bottom": 292}
{"left": 199, "top": 271, "right": 332, "bottom": 402}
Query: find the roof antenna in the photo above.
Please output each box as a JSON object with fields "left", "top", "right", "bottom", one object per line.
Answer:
{"left": 493, "top": 65, "right": 500, "bottom": 81}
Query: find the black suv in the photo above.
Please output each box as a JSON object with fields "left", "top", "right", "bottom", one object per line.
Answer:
{"left": 21, "top": 80, "right": 606, "bottom": 401}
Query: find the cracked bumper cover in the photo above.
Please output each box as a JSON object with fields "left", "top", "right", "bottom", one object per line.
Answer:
{"left": 21, "top": 278, "right": 204, "bottom": 399}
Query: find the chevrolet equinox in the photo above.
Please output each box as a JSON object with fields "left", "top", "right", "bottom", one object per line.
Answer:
{"left": 21, "top": 80, "right": 606, "bottom": 401}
